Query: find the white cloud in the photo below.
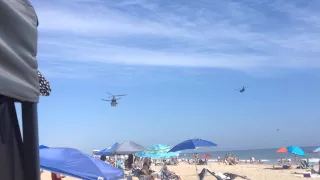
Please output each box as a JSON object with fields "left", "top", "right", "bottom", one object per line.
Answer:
{"left": 31, "top": 0, "right": 320, "bottom": 76}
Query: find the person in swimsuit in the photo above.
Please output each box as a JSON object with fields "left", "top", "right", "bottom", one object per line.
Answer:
{"left": 51, "top": 172, "right": 65, "bottom": 180}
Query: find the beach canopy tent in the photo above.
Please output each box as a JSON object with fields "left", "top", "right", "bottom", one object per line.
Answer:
{"left": 0, "top": 1, "right": 51, "bottom": 180}
{"left": 40, "top": 148, "right": 125, "bottom": 180}
{"left": 112, "top": 141, "right": 145, "bottom": 155}
{"left": 95, "top": 143, "right": 120, "bottom": 156}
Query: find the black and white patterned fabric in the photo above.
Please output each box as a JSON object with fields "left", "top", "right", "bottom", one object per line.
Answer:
{"left": 37, "top": 69, "right": 51, "bottom": 96}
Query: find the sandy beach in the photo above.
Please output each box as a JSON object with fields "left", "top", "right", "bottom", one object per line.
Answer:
{"left": 41, "top": 163, "right": 319, "bottom": 180}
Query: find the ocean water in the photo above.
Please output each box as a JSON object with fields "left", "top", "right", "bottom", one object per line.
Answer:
{"left": 181, "top": 146, "right": 320, "bottom": 165}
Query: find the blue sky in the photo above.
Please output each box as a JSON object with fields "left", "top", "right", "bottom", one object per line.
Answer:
{"left": 23, "top": 0, "right": 320, "bottom": 153}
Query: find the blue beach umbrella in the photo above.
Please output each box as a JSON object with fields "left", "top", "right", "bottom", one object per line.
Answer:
{"left": 147, "top": 144, "right": 171, "bottom": 152}
{"left": 313, "top": 147, "right": 320, "bottom": 153}
{"left": 39, "top": 145, "right": 49, "bottom": 149}
{"left": 135, "top": 151, "right": 179, "bottom": 159}
{"left": 135, "top": 144, "right": 179, "bottom": 159}
{"left": 287, "top": 146, "right": 305, "bottom": 156}
{"left": 40, "top": 147, "right": 124, "bottom": 180}
{"left": 169, "top": 139, "right": 217, "bottom": 152}
{"left": 168, "top": 139, "right": 217, "bottom": 172}
{"left": 95, "top": 143, "right": 120, "bottom": 156}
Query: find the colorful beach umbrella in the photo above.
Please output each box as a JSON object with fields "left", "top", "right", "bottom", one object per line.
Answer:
{"left": 202, "top": 153, "right": 212, "bottom": 159}
{"left": 147, "top": 144, "right": 171, "bottom": 152}
{"left": 135, "top": 144, "right": 179, "bottom": 159}
{"left": 169, "top": 139, "right": 217, "bottom": 152}
{"left": 276, "top": 146, "right": 305, "bottom": 156}
{"left": 135, "top": 151, "right": 179, "bottom": 159}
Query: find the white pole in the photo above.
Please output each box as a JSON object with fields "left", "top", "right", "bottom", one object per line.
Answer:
{"left": 193, "top": 150, "right": 198, "bottom": 173}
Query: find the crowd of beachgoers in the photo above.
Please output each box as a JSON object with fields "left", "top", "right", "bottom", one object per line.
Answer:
{"left": 42, "top": 153, "right": 320, "bottom": 180}
{"left": 83, "top": 153, "right": 320, "bottom": 180}
{"left": 41, "top": 146, "right": 320, "bottom": 180}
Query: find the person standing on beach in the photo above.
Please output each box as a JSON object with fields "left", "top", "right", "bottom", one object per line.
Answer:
{"left": 194, "top": 153, "right": 199, "bottom": 163}
{"left": 51, "top": 172, "right": 65, "bottom": 180}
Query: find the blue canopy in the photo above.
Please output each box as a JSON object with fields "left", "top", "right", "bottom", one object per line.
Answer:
{"left": 95, "top": 143, "right": 120, "bottom": 156}
{"left": 169, "top": 139, "right": 217, "bottom": 152}
{"left": 40, "top": 147, "right": 124, "bottom": 180}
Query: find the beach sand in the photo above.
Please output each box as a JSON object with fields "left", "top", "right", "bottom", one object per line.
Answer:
{"left": 40, "top": 163, "right": 319, "bottom": 180}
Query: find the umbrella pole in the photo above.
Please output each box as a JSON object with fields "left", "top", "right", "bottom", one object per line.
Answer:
{"left": 193, "top": 150, "right": 198, "bottom": 173}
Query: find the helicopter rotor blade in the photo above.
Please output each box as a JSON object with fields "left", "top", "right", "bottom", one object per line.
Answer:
{"left": 115, "top": 94, "right": 127, "bottom": 97}
{"left": 116, "top": 98, "right": 121, "bottom": 100}
{"left": 101, "top": 99, "right": 111, "bottom": 101}
{"left": 107, "top": 92, "right": 113, "bottom": 96}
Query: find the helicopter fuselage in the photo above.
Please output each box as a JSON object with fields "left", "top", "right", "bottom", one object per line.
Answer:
{"left": 111, "top": 99, "right": 117, "bottom": 106}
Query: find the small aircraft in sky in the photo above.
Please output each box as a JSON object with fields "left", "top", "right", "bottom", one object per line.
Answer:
{"left": 101, "top": 93, "right": 127, "bottom": 107}
{"left": 235, "top": 86, "right": 247, "bottom": 93}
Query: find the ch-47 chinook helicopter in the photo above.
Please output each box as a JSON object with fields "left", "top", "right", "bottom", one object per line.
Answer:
{"left": 235, "top": 86, "right": 247, "bottom": 93}
{"left": 101, "top": 93, "right": 127, "bottom": 107}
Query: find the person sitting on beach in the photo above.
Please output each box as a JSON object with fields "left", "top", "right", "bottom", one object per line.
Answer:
{"left": 139, "top": 162, "right": 154, "bottom": 180}
{"left": 161, "top": 164, "right": 181, "bottom": 180}
{"left": 51, "top": 172, "right": 66, "bottom": 180}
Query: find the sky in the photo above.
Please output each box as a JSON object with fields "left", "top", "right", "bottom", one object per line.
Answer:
{"left": 21, "top": 0, "right": 320, "bottom": 153}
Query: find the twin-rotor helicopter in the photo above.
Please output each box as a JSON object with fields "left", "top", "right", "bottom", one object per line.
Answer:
{"left": 235, "top": 86, "right": 248, "bottom": 93}
{"left": 101, "top": 93, "right": 127, "bottom": 107}
{"left": 102, "top": 86, "right": 247, "bottom": 107}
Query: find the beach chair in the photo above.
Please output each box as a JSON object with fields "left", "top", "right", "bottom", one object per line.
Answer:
{"left": 131, "top": 165, "right": 141, "bottom": 177}
{"left": 197, "top": 159, "right": 207, "bottom": 165}
{"left": 297, "top": 160, "right": 313, "bottom": 169}
{"left": 160, "top": 170, "right": 170, "bottom": 180}
{"left": 198, "top": 168, "right": 250, "bottom": 180}
{"left": 160, "top": 170, "right": 181, "bottom": 180}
